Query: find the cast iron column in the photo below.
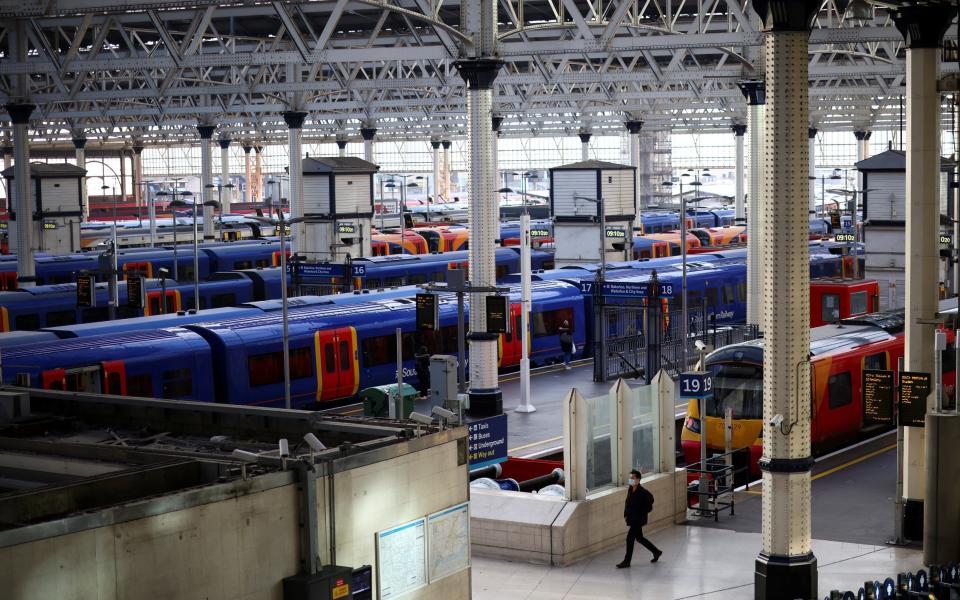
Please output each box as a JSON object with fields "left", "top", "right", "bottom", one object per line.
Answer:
{"left": 753, "top": 2, "right": 819, "bottom": 598}
{"left": 284, "top": 111, "right": 308, "bottom": 256}
{"left": 6, "top": 103, "right": 35, "bottom": 287}
{"left": 360, "top": 126, "right": 376, "bottom": 164}
{"left": 733, "top": 124, "right": 747, "bottom": 223}
{"left": 242, "top": 145, "right": 252, "bottom": 204}
{"left": 73, "top": 135, "right": 89, "bottom": 220}
{"left": 578, "top": 131, "right": 591, "bottom": 162}
{"left": 197, "top": 124, "right": 216, "bottom": 239}
{"left": 219, "top": 138, "right": 231, "bottom": 213}
{"left": 626, "top": 121, "right": 643, "bottom": 213}
{"left": 739, "top": 80, "right": 765, "bottom": 329}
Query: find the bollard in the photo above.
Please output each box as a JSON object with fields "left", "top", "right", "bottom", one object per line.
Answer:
{"left": 468, "top": 463, "right": 502, "bottom": 481}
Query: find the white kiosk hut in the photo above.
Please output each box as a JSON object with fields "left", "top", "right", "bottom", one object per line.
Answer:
{"left": 301, "top": 156, "right": 379, "bottom": 260}
{"left": 549, "top": 160, "right": 636, "bottom": 267}
{"left": 856, "top": 148, "right": 955, "bottom": 309}
{"left": 1, "top": 162, "right": 85, "bottom": 255}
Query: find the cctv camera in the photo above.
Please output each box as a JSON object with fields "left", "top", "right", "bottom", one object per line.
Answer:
{"left": 304, "top": 433, "right": 327, "bottom": 452}
{"left": 231, "top": 449, "right": 261, "bottom": 463}
{"left": 694, "top": 340, "right": 712, "bottom": 352}
{"left": 431, "top": 406, "right": 457, "bottom": 420}
{"left": 408, "top": 412, "right": 435, "bottom": 426}
{"left": 278, "top": 438, "right": 290, "bottom": 458}
{"left": 769, "top": 414, "right": 784, "bottom": 427}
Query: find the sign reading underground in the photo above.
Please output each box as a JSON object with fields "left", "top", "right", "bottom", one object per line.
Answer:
{"left": 467, "top": 414, "right": 507, "bottom": 469}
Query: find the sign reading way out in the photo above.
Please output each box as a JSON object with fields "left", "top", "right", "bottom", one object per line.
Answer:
{"left": 467, "top": 414, "right": 507, "bottom": 468}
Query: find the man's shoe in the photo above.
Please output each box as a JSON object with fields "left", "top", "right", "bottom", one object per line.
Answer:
{"left": 616, "top": 561, "right": 630, "bottom": 569}
{"left": 651, "top": 551, "right": 662, "bottom": 563}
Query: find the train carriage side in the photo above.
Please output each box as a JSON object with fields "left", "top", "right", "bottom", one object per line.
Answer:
{"left": 2, "top": 328, "right": 216, "bottom": 400}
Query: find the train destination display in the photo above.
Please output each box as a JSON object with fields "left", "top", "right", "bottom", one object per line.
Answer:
{"left": 862, "top": 369, "right": 894, "bottom": 426}
{"left": 899, "top": 371, "right": 930, "bottom": 428}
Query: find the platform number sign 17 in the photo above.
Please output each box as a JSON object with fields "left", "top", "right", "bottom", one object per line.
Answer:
{"left": 679, "top": 371, "right": 712, "bottom": 399}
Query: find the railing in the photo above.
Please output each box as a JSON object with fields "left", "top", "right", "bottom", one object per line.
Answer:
{"left": 685, "top": 447, "right": 751, "bottom": 522}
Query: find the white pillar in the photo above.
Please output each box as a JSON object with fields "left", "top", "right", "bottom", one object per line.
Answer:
{"left": 198, "top": 124, "right": 216, "bottom": 239}
{"left": 219, "top": 138, "right": 231, "bottom": 213}
{"left": 132, "top": 144, "right": 144, "bottom": 209}
{"left": 579, "top": 131, "right": 591, "bottom": 162}
{"left": 431, "top": 139, "right": 441, "bottom": 201}
{"left": 893, "top": 7, "right": 953, "bottom": 552}
{"left": 733, "top": 124, "right": 746, "bottom": 222}
{"left": 242, "top": 144, "right": 252, "bottom": 204}
{"left": 808, "top": 127, "right": 817, "bottom": 216}
{"left": 72, "top": 135, "right": 89, "bottom": 220}
{"left": 361, "top": 126, "right": 376, "bottom": 163}
{"left": 741, "top": 80, "right": 765, "bottom": 329}
{"left": 6, "top": 102, "right": 35, "bottom": 286}
{"left": 492, "top": 115, "right": 502, "bottom": 184}
{"left": 283, "top": 111, "right": 308, "bottom": 256}
{"left": 626, "top": 120, "right": 643, "bottom": 212}
{"left": 455, "top": 0, "right": 503, "bottom": 415}
{"left": 754, "top": 3, "right": 819, "bottom": 596}
{"left": 253, "top": 146, "right": 263, "bottom": 202}
{"left": 441, "top": 140, "right": 452, "bottom": 199}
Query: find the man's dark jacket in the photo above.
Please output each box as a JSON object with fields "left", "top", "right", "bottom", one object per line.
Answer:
{"left": 624, "top": 485, "right": 654, "bottom": 527}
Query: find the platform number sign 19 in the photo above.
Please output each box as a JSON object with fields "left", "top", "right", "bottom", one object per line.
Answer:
{"left": 679, "top": 371, "right": 712, "bottom": 399}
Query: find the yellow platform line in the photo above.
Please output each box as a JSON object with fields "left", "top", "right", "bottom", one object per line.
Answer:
{"left": 811, "top": 443, "right": 896, "bottom": 481}
{"left": 509, "top": 435, "right": 563, "bottom": 454}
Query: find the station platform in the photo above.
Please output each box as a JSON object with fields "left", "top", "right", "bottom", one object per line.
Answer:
{"left": 473, "top": 427, "right": 917, "bottom": 599}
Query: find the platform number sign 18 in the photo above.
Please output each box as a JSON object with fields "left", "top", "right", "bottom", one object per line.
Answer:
{"left": 679, "top": 371, "right": 712, "bottom": 399}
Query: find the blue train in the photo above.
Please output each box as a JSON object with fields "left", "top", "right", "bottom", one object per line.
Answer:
{"left": 0, "top": 240, "right": 283, "bottom": 290}
{"left": 0, "top": 247, "right": 556, "bottom": 331}
{"left": 1, "top": 246, "right": 856, "bottom": 407}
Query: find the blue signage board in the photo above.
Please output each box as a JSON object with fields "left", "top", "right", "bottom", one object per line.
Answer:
{"left": 679, "top": 371, "right": 713, "bottom": 399}
{"left": 467, "top": 414, "right": 508, "bottom": 468}
{"left": 579, "top": 280, "right": 674, "bottom": 298}
{"left": 352, "top": 264, "right": 367, "bottom": 277}
{"left": 288, "top": 263, "right": 346, "bottom": 277}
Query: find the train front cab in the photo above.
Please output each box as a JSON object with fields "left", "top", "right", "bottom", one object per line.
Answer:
{"left": 810, "top": 279, "right": 880, "bottom": 327}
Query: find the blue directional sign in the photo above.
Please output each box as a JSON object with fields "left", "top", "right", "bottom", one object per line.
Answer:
{"left": 467, "top": 414, "right": 508, "bottom": 468}
{"left": 679, "top": 371, "right": 713, "bottom": 399}
{"left": 579, "top": 280, "right": 674, "bottom": 298}
{"left": 352, "top": 264, "right": 367, "bottom": 277}
{"left": 288, "top": 263, "right": 346, "bottom": 277}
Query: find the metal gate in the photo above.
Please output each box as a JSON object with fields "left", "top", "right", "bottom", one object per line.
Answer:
{"left": 593, "top": 296, "right": 759, "bottom": 382}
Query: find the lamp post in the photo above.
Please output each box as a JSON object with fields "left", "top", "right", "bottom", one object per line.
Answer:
{"left": 170, "top": 197, "right": 220, "bottom": 310}
{"left": 250, "top": 211, "right": 322, "bottom": 409}
{"left": 100, "top": 184, "right": 120, "bottom": 319}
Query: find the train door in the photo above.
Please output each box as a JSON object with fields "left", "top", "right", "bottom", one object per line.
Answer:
{"left": 145, "top": 290, "right": 181, "bottom": 315}
{"left": 499, "top": 303, "right": 523, "bottom": 367}
{"left": 314, "top": 327, "right": 359, "bottom": 401}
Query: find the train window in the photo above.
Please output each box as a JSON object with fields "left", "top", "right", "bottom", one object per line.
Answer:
{"left": 431, "top": 272, "right": 446, "bottom": 283}
{"left": 248, "top": 347, "right": 313, "bottom": 386}
{"left": 82, "top": 307, "right": 109, "bottom": 322}
{"left": 638, "top": 249, "right": 651, "bottom": 260}
{"left": 864, "top": 352, "right": 886, "bottom": 371}
{"left": 722, "top": 285, "right": 735, "bottom": 305}
{"left": 211, "top": 293, "right": 237, "bottom": 308}
{"left": 409, "top": 274, "right": 427, "bottom": 285}
{"left": 386, "top": 277, "right": 404, "bottom": 287}
{"left": 704, "top": 289, "right": 717, "bottom": 307}
{"left": 542, "top": 260, "right": 555, "bottom": 270}
{"left": 827, "top": 372, "right": 852, "bottom": 409}
{"left": 127, "top": 373, "right": 153, "bottom": 397}
{"left": 849, "top": 291, "right": 868, "bottom": 316}
{"left": 233, "top": 261, "right": 253, "bottom": 270}
{"left": 532, "top": 308, "right": 574, "bottom": 338}
{"left": 105, "top": 371, "right": 123, "bottom": 395}
{"left": 361, "top": 336, "right": 395, "bottom": 366}
{"left": 366, "top": 278, "right": 382, "bottom": 289}
{"left": 943, "top": 345, "right": 956, "bottom": 375}
{"left": 14, "top": 314, "right": 39, "bottom": 331}
{"left": 496, "top": 265, "right": 509, "bottom": 280}
{"left": 706, "top": 362, "right": 762, "bottom": 419}
{"left": 255, "top": 259, "right": 269, "bottom": 268}
{"left": 325, "top": 343, "right": 336, "bottom": 373}
{"left": 340, "top": 341, "right": 350, "bottom": 370}
{"left": 821, "top": 294, "right": 840, "bottom": 324}
{"left": 46, "top": 310, "right": 77, "bottom": 327}
{"left": 118, "top": 306, "right": 140, "bottom": 319}
{"left": 161, "top": 368, "right": 193, "bottom": 398}
{"left": 737, "top": 282, "right": 747, "bottom": 302}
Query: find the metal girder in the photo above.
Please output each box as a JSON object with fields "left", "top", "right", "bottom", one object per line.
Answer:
{"left": 0, "top": 1, "right": 955, "bottom": 145}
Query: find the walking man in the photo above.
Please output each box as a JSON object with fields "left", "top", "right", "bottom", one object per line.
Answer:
{"left": 617, "top": 469, "right": 662, "bottom": 568}
{"left": 558, "top": 320, "right": 573, "bottom": 370}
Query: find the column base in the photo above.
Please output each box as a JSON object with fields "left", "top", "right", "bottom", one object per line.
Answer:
{"left": 904, "top": 498, "right": 924, "bottom": 542}
{"left": 754, "top": 552, "right": 817, "bottom": 600}
{"left": 467, "top": 389, "right": 502, "bottom": 417}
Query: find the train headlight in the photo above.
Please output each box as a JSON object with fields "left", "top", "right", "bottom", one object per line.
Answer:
{"left": 684, "top": 416, "right": 701, "bottom": 434}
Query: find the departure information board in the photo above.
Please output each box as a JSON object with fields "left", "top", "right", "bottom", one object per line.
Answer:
{"left": 899, "top": 372, "right": 930, "bottom": 428}
{"left": 862, "top": 369, "right": 894, "bottom": 426}
{"left": 76, "top": 274, "right": 95, "bottom": 307}
{"left": 485, "top": 295, "right": 508, "bottom": 334}
{"left": 415, "top": 293, "right": 438, "bottom": 331}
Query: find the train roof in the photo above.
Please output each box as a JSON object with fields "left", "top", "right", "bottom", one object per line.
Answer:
{"left": 1, "top": 327, "right": 205, "bottom": 362}
{"left": 706, "top": 310, "right": 906, "bottom": 365}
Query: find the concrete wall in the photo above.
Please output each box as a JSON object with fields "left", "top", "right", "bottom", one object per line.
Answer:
{"left": 0, "top": 432, "right": 470, "bottom": 600}
{"left": 471, "top": 469, "right": 687, "bottom": 566}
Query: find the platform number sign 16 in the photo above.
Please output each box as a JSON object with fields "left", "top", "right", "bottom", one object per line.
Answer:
{"left": 679, "top": 372, "right": 712, "bottom": 398}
